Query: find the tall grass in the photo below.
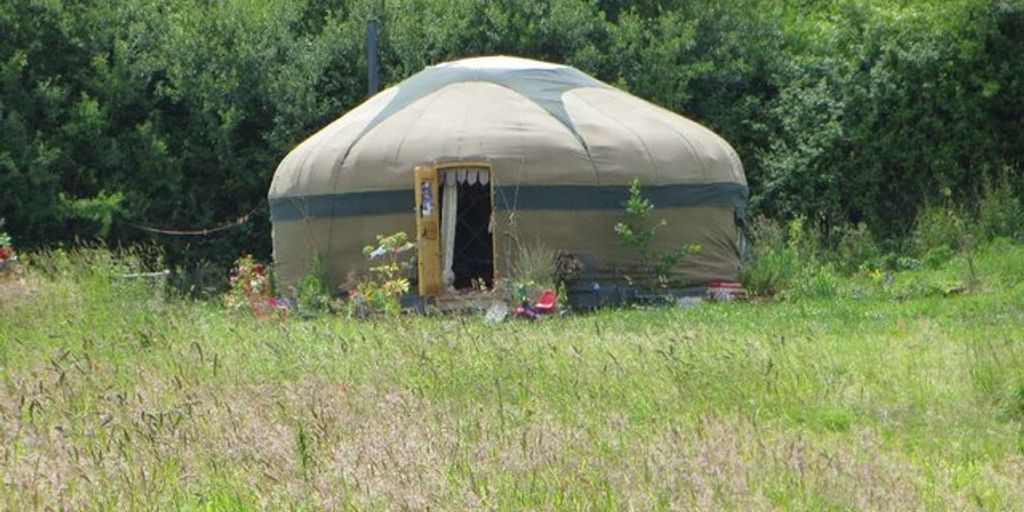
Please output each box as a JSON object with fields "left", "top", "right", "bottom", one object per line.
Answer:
{"left": 1, "top": 245, "right": 1023, "bottom": 509}
{"left": 743, "top": 183, "right": 1024, "bottom": 301}
{"left": 740, "top": 216, "right": 841, "bottom": 299}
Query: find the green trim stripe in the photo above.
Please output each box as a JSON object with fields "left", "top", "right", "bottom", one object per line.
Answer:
{"left": 270, "top": 183, "right": 748, "bottom": 222}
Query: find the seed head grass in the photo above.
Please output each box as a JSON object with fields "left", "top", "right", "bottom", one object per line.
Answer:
{"left": 1, "top": 246, "right": 1023, "bottom": 509}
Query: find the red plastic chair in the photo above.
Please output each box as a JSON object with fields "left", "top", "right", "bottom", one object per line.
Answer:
{"left": 535, "top": 288, "right": 557, "bottom": 314}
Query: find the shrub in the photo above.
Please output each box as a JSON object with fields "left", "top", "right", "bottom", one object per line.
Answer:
{"left": 922, "top": 245, "right": 955, "bottom": 269}
{"left": 911, "top": 199, "right": 983, "bottom": 290}
{"left": 740, "top": 216, "right": 799, "bottom": 296}
{"left": 913, "top": 203, "right": 962, "bottom": 254}
{"left": 296, "top": 253, "right": 331, "bottom": 314}
{"left": 742, "top": 216, "right": 847, "bottom": 299}
{"left": 976, "top": 175, "right": 1024, "bottom": 242}
{"left": 892, "top": 254, "right": 921, "bottom": 271}
{"left": 348, "top": 232, "right": 414, "bottom": 316}
{"left": 57, "top": 190, "right": 124, "bottom": 238}
{"left": 833, "top": 222, "right": 881, "bottom": 273}
{"left": 782, "top": 217, "right": 839, "bottom": 299}
{"left": 784, "top": 216, "right": 824, "bottom": 264}
{"left": 615, "top": 179, "right": 700, "bottom": 287}
{"left": 614, "top": 179, "right": 660, "bottom": 274}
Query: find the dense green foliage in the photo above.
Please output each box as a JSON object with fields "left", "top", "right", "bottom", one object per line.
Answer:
{"left": 2, "top": 244, "right": 1023, "bottom": 508}
{"left": 1, "top": 0, "right": 1022, "bottom": 270}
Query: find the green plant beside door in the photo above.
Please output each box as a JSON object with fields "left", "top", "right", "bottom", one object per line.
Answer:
{"left": 614, "top": 179, "right": 701, "bottom": 288}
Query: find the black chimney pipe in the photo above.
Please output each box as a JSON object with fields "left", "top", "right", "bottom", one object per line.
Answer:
{"left": 366, "top": 19, "right": 380, "bottom": 96}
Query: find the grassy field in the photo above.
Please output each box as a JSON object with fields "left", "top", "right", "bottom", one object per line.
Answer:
{"left": 2, "top": 244, "right": 1023, "bottom": 510}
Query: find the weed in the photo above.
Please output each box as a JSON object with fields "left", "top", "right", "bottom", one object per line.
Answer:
{"left": 511, "top": 242, "right": 556, "bottom": 289}
{"left": 294, "top": 423, "right": 313, "bottom": 481}
{"left": 957, "top": 217, "right": 980, "bottom": 291}
{"left": 788, "top": 263, "right": 840, "bottom": 300}
{"left": 296, "top": 252, "right": 330, "bottom": 314}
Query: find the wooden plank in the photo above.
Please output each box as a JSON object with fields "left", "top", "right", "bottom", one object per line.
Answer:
{"left": 414, "top": 165, "right": 442, "bottom": 296}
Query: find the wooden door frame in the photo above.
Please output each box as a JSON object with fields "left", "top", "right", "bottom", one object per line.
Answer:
{"left": 416, "top": 160, "right": 496, "bottom": 296}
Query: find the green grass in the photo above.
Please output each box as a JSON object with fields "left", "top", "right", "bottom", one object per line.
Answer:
{"left": 1, "top": 245, "right": 1023, "bottom": 510}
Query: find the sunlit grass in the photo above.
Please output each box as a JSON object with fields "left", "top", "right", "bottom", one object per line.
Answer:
{"left": 1, "top": 245, "right": 1023, "bottom": 510}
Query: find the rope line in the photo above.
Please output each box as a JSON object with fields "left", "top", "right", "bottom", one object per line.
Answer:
{"left": 127, "top": 200, "right": 265, "bottom": 237}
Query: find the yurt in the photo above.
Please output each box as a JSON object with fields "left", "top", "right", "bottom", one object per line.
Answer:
{"left": 269, "top": 56, "right": 747, "bottom": 297}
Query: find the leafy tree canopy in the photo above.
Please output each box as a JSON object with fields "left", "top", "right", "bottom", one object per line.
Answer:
{"left": 1, "top": 0, "right": 1020, "bottom": 269}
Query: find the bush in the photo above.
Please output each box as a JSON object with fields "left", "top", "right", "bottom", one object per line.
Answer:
{"left": 740, "top": 216, "right": 800, "bottom": 297}
{"left": 833, "top": 222, "right": 881, "bottom": 273}
{"left": 976, "top": 175, "right": 1024, "bottom": 242}
{"left": 347, "top": 232, "right": 414, "bottom": 316}
{"left": 921, "top": 245, "right": 955, "bottom": 269}
{"left": 742, "top": 216, "right": 847, "bottom": 299}
{"left": 295, "top": 253, "right": 330, "bottom": 314}
{"left": 615, "top": 179, "right": 700, "bottom": 287}
{"left": 913, "top": 200, "right": 968, "bottom": 255}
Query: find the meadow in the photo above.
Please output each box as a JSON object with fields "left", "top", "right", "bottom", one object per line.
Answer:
{"left": 2, "top": 243, "right": 1023, "bottom": 510}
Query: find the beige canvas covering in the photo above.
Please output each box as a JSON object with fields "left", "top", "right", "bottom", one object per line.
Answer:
{"left": 269, "top": 56, "right": 748, "bottom": 289}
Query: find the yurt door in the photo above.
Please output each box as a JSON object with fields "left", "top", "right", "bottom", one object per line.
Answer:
{"left": 414, "top": 165, "right": 442, "bottom": 296}
{"left": 437, "top": 163, "right": 495, "bottom": 292}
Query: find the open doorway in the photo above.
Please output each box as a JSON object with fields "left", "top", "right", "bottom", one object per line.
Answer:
{"left": 440, "top": 168, "right": 494, "bottom": 291}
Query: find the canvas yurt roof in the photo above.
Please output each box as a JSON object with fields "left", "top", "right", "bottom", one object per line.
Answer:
{"left": 269, "top": 55, "right": 748, "bottom": 290}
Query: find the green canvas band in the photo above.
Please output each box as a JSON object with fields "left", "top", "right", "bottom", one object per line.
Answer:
{"left": 270, "top": 182, "right": 748, "bottom": 222}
